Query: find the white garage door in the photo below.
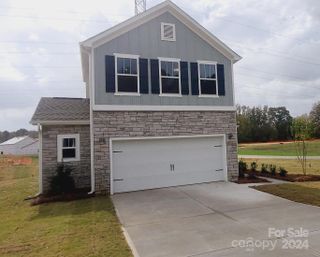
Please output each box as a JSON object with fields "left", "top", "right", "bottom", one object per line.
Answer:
{"left": 111, "top": 136, "right": 226, "bottom": 193}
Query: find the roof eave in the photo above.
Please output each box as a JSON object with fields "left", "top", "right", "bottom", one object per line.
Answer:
{"left": 30, "top": 120, "right": 90, "bottom": 126}
{"left": 79, "top": 0, "right": 241, "bottom": 62}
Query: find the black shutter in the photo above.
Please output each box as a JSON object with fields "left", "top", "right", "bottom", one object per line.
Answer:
{"left": 190, "top": 62, "right": 199, "bottom": 95}
{"left": 180, "top": 61, "right": 189, "bottom": 95}
{"left": 150, "top": 59, "right": 160, "bottom": 94}
{"left": 139, "top": 58, "right": 148, "bottom": 94}
{"left": 217, "top": 64, "right": 225, "bottom": 96}
{"left": 105, "top": 55, "right": 115, "bottom": 93}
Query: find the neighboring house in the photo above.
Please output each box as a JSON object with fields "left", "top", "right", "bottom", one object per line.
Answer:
{"left": 0, "top": 136, "right": 39, "bottom": 155}
{"left": 30, "top": 0, "right": 241, "bottom": 195}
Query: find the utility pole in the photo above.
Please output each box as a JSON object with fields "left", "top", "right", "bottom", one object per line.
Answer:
{"left": 135, "top": 0, "right": 146, "bottom": 15}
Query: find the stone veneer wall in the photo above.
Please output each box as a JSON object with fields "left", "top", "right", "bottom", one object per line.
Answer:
{"left": 41, "top": 125, "right": 91, "bottom": 193}
{"left": 93, "top": 111, "right": 238, "bottom": 194}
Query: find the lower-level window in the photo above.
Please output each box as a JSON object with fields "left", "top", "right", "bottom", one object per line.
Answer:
{"left": 57, "top": 134, "right": 80, "bottom": 162}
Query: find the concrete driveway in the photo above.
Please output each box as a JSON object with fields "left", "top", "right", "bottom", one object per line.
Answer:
{"left": 112, "top": 182, "right": 320, "bottom": 257}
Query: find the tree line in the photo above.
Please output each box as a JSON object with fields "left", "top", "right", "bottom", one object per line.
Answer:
{"left": 237, "top": 102, "right": 320, "bottom": 143}
{"left": 0, "top": 129, "right": 37, "bottom": 144}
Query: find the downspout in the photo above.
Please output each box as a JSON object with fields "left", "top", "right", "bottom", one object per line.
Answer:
{"left": 37, "top": 123, "right": 43, "bottom": 195}
{"left": 88, "top": 99, "right": 95, "bottom": 194}
{"left": 87, "top": 47, "right": 95, "bottom": 195}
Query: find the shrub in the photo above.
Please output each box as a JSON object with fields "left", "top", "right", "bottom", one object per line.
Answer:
{"left": 279, "top": 167, "right": 288, "bottom": 177}
{"left": 238, "top": 160, "right": 247, "bottom": 178}
{"left": 250, "top": 162, "right": 258, "bottom": 172}
{"left": 261, "top": 163, "right": 268, "bottom": 174}
{"left": 49, "top": 163, "right": 75, "bottom": 195}
{"left": 247, "top": 171, "right": 256, "bottom": 179}
{"left": 269, "top": 165, "right": 277, "bottom": 176}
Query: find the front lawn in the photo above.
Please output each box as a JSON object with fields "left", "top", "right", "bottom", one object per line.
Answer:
{"left": 241, "top": 158, "right": 320, "bottom": 175}
{"left": 238, "top": 140, "right": 320, "bottom": 156}
{"left": 254, "top": 183, "right": 320, "bottom": 207}
{"left": 0, "top": 156, "right": 132, "bottom": 257}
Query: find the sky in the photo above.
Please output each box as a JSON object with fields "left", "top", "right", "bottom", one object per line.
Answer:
{"left": 0, "top": 0, "right": 319, "bottom": 131}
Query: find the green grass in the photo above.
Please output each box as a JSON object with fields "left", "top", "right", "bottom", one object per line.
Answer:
{"left": 238, "top": 140, "right": 320, "bottom": 156}
{"left": 0, "top": 156, "right": 132, "bottom": 257}
{"left": 254, "top": 183, "right": 320, "bottom": 207}
{"left": 241, "top": 158, "right": 320, "bottom": 175}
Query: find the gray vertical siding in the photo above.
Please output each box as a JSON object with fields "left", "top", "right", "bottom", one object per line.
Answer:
{"left": 94, "top": 11, "right": 234, "bottom": 106}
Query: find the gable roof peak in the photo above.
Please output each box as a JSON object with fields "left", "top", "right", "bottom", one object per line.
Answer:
{"left": 80, "top": 1, "right": 241, "bottom": 82}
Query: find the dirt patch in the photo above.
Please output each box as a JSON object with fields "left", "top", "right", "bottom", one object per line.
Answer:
{"left": 235, "top": 176, "right": 270, "bottom": 184}
{"left": 0, "top": 155, "right": 33, "bottom": 167}
{"left": 247, "top": 170, "right": 320, "bottom": 182}
{"left": 0, "top": 243, "right": 31, "bottom": 254}
{"left": 30, "top": 188, "right": 93, "bottom": 205}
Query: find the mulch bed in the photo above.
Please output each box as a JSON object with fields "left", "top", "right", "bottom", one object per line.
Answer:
{"left": 236, "top": 175, "right": 270, "bottom": 184}
{"left": 246, "top": 171, "right": 320, "bottom": 182}
{"left": 29, "top": 188, "right": 94, "bottom": 205}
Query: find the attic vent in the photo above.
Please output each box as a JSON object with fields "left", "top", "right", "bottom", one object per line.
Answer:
{"left": 161, "top": 22, "right": 176, "bottom": 41}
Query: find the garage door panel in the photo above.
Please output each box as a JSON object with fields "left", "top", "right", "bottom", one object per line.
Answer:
{"left": 113, "top": 169, "right": 225, "bottom": 193}
{"left": 112, "top": 136, "right": 226, "bottom": 193}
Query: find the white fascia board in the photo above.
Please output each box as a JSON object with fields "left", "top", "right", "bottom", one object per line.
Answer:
{"left": 93, "top": 104, "right": 236, "bottom": 111}
{"left": 30, "top": 120, "right": 90, "bottom": 125}
{"left": 80, "top": 45, "right": 91, "bottom": 83}
{"left": 79, "top": 1, "right": 241, "bottom": 62}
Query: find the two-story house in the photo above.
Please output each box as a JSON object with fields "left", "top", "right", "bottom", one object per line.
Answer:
{"left": 31, "top": 0, "right": 241, "bottom": 195}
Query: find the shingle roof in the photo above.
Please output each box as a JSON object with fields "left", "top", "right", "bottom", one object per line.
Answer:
{"left": 30, "top": 97, "right": 90, "bottom": 125}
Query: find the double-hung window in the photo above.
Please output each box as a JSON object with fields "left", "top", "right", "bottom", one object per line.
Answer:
{"left": 198, "top": 61, "right": 218, "bottom": 96}
{"left": 57, "top": 134, "right": 80, "bottom": 162}
{"left": 115, "top": 54, "right": 139, "bottom": 94}
{"left": 159, "top": 58, "right": 181, "bottom": 95}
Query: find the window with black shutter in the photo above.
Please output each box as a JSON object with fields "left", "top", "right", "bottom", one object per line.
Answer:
{"left": 159, "top": 58, "right": 181, "bottom": 95}
{"left": 198, "top": 61, "right": 218, "bottom": 96}
{"left": 115, "top": 54, "right": 140, "bottom": 94}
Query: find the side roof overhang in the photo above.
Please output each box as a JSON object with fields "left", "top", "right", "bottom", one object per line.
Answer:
{"left": 30, "top": 97, "right": 90, "bottom": 126}
{"left": 79, "top": 0, "right": 241, "bottom": 84}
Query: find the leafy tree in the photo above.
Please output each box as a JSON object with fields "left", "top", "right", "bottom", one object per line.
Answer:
{"left": 292, "top": 115, "right": 313, "bottom": 175}
{"left": 236, "top": 105, "right": 292, "bottom": 143}
{"left": 268, "top": 107, "right": 293, "bottom": 140}
{"left": 15, "top": 128, "right": 29, "bottom": 137}
{"left": 0, "top": 129, "right": 37, "bottom": 143}
{"left": 310, "top": 102, "right": 320, "bottom": 138}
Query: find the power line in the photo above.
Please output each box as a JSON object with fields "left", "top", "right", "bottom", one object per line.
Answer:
{"left": 0, "top": 51, "right": 79, "bottom": 55}
{"left": 236, "top": 72, "right": 320, "bottom": 92}
{"left": 237, "top": 66, "right": 310, "bottom": 81}
{"left": 0, "top": 5, "right": 128, "bottom": 17}
{"left": 0, "top": 40, "right": 76, "bottom": 45}
{"left": 0, "top": 14, "right": 114, "bottom": 23}
{"left": 235, "top": 84, "right": 320, "bottom": 99}
{"left": 226, "top": 40, "right": 320, "bottom": 66}
{"left": 0, "top": 65, "right": 80, "bottom": 68}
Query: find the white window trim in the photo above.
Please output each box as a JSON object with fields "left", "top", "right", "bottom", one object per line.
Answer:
{"left": 57, "top": 134, "right": 80, "bottom": 162}
{"left": 197, "top": 60, "right": 219, "bottom": 98}
{"left": 158, "top": 57, "right": 181, "bottom": 97}
{"left": 114, "top": 53, "right": 140, "bottom": 96}
{"left": 161, "top": 22, "right": 176, "bottom": 42}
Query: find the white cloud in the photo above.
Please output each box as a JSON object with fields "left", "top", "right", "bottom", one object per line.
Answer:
{"left": 0, "top": 61, "right": 25, "bottom": 81}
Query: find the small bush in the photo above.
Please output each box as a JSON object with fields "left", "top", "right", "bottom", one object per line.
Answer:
{"left": 49, "top": 163, "right": 75, "bottom": 195}
{"left": 279, "top": 167, "right": 288, "bottom": 177}
{"left": 269, "top": 165, "right": 277, "bottom": 176}
{"left": 238, "top": 160, "right": 247, "bottom": 178}
{"left": 261, "top": 163, "right": 268, "bottom": 174}
{"left": 250, "top": 162, "right": 258, "bottom": 172}
{"left": 247, "top": 171, "right": 256, "bottom": 179}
